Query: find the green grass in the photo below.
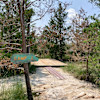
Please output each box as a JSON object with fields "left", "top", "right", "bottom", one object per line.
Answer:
{"left": 62, "top": 62, "right": 86, "bottom": 80}
{"left": 62, "top": 62, "right": 100, "bottom": 87}
{"left": 0, "top": 82, "right": 27, "bottom": 100}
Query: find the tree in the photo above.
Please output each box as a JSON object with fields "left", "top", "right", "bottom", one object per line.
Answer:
{"left": 69, "top": 8, "right": 100, "bottom": 80}
{"left": 0, "top": 0, "right": 22, "bottom": 56}
{"left": 24, "top": 2, "right": 35, "bottom": 53}
{"left": 84, "top": 16, "right": 100, "bottom": 79}
{"left": 43, "top": 2, "right": 68, "bottom": 61}
{"left": 17, "top": 0, "right": 33, "bottom": 99}
{"left": 0, "top": 0, "right": 56, "bottom": 100}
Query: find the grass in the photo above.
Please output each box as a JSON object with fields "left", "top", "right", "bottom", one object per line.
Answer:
{"left": 62, "top": 62, "right": 87, "bottom": 80}
{"left": 0, "top": 67, "right": 38, "bottom": 100}
{"left": 62, "top": 62, "right": 100, "bottom": 87}
{"left": 0, "top": 82, "right": 27, "bottom": 100}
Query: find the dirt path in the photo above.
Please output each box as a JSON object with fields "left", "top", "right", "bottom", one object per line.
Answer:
{"left": 0, "top": 67, "right": 100, "bottom": 100}
{"left": 32, "top": 67, "right": 100, "bottom": 100}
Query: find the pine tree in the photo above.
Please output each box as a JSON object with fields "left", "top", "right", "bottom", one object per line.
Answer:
{"left": 43, "top": 3, "right": 67, "bottom": 61}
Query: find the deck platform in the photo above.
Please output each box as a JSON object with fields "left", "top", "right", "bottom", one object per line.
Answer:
{"left": 31, "top": 59, "right": 67, "bottom": 66}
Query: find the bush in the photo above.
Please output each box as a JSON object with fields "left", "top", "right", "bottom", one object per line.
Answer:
{"left": 29, "top": 64, "right": 36, "bottom": 74}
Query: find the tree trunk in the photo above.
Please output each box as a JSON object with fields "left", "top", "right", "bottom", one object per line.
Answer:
{"left": 24, "top": 63, "right": 33, "bottom": 100}
{"left": 27, "top": 19, "right": 31, "bottom": 73}
{"left": 17, "top": 0, "right": 33, "bottom": 100}
{"left": 55, "top": 38, "right": 58, "bottom": 59}
{"left": 27, "top": 18, "right": 30, "bottom": 53}
{"left": 59, "top": 24, "right": 63, "bottom": 61}
{"left": 86, "top": 58, "right": 89, "bottom": 81}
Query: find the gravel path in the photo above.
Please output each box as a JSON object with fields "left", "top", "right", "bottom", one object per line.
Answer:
{"left": 0, "top": 67, "right": 100, "bottom": 100}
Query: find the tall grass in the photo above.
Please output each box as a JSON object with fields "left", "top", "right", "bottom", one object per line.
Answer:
{"left": 0, "top": 82, "right": 27, "bottom": 100}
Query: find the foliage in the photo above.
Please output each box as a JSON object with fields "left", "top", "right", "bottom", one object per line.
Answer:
{"left": 68, "top": 8, "right": 100, "bottom": 80}
{"left": 0, "top": 0, "right": 35, "bottom": 56}
{"left": 42, "top": 3, "right": 68, "bottom": 61}
{"left": 84, "top": 16, "right": 100, "bottom": 69}
{"left": 0, "top": 0, "right": 21, "bottom": 56}
{"left": 29, "top": 65, "right": 36, "bottom": 74}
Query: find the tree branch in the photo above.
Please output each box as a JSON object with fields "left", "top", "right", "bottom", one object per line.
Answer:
{"left": 0, "top": 42, "right": 21, "bottom": 46}
{"left": 26, "top": 43, "right": 36, "bottom": 47}
{"left": 27, "top": 0, "right": 53, "bottom": 25}
{"left": 0, "top": 47, "right": 22, "bottom": 51}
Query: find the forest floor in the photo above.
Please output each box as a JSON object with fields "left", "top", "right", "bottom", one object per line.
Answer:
{"left": 0, "top": 67, "right": 100, "bottom": 100}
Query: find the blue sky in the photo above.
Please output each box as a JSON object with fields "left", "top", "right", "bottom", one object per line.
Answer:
{"left": 31, "top": 0, "right": 100, "bottom": 28}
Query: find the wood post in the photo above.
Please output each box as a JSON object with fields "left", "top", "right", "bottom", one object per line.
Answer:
{"left": 17, "top": 0, "right": 33, "bottom": 100}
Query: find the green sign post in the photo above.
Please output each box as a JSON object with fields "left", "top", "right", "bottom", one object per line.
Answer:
{"left": 11, "top": 53, "right": 38, "bottom": 64}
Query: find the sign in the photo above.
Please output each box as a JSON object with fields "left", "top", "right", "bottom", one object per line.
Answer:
{"left": 11, "top": 53, "right": 38, "bottom": 64}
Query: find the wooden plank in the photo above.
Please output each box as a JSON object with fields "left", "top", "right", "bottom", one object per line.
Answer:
{"left": 45, "top": 67, "right": 60, "bottom": 79}
{"left": 45, "top": 67, "right": 65, "bottom": 80}
{"left": 31, "top": 59, "right": 67, "bottom": 66}
{"left": 48, "top": 67, "right": 65, "bottom": 79}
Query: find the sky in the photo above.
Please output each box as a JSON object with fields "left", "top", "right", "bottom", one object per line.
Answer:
{"left": 31, "top": 0, "right": 100, "bottom": 28}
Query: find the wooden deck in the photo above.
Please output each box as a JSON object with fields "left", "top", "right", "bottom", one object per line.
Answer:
{"left": 31, "top": 59, "right": 67, "bottom": 66}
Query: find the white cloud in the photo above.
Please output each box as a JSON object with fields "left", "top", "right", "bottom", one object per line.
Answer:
{"left": 67, "top": 8, "right": 77, "bottom": 19}
{"left": 66, "top": 8, "right": 77, "bottom": 24}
